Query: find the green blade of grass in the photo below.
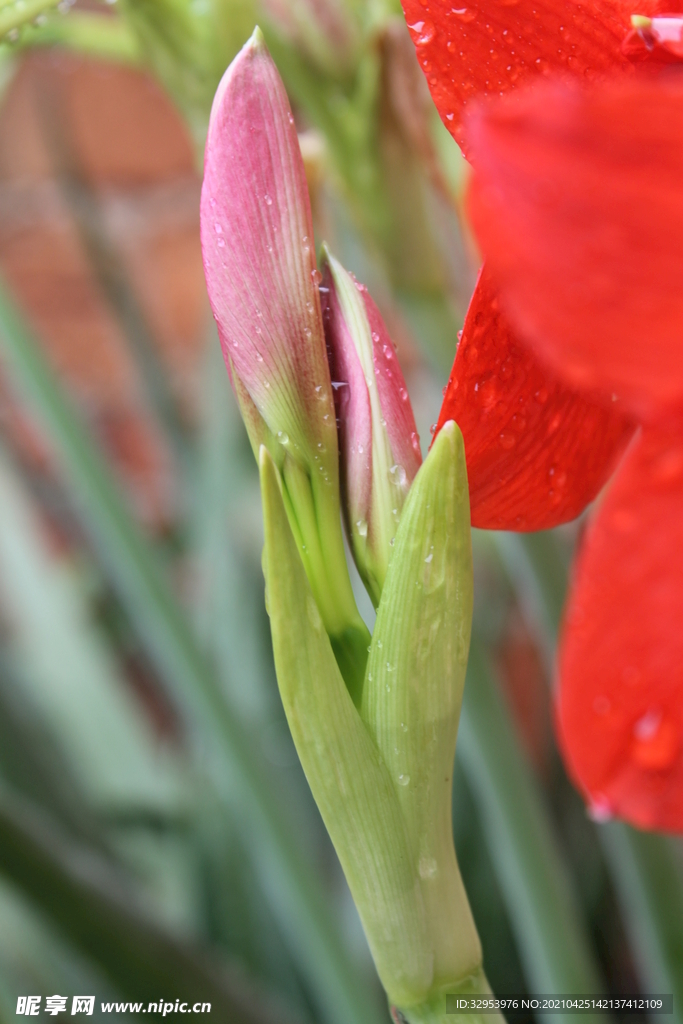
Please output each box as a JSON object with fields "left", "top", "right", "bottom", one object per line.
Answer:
{"left": 459, "top": 634, "right": 607, "bottom": 1024}
{"left": 599, "top": 824, "right": 683, "bottom": 1021}
{"left": 0, "top": 783, "right": 297, "bottom": 1024}
{"left": 0, "top": 278, "right": 385, "bottom": 1024}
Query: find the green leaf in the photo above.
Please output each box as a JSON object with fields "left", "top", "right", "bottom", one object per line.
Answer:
{"left": 361, "top": 422, "right": 480, "bottom": 994}
{"left": 260, "top": 444, "right": 431, "bottom": 1008}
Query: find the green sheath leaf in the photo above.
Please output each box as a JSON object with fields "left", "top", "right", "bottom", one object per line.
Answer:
{"left": 260, "top": 446, "right": 432, "bottom": 1006}
{"left": 361, "top": 421, "right": 481, "bottom": 993}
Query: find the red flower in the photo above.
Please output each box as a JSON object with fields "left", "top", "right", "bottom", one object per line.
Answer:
{"left": 404, "top": 0, "right": 683, "bottom": 828}
{"left": 465, "top": 75, "right": 683, "bottom": 831}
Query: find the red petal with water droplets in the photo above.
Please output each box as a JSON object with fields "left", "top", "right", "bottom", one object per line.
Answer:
{"left": 401, "top": 0, "right": 648, "bottom": 153}
{"left": 466, "top": 76, "right": 683, "bottom": 420}
{"left": 434, "top": 266, "right": 633, "bottom": 530}
{"left": 557, "top": 427, "right": 683, "bottom": 833}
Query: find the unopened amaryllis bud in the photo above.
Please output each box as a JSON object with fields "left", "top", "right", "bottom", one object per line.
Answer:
{"left": 320, "top": 247, "right": 422, "bottom": 607}
{"left": 200, "top": 29, "right": 369, "bottom": 699}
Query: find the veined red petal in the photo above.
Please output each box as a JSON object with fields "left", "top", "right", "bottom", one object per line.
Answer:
{"left": 434, "top": 266, "right": 633, "bottom": 531}
{"left": 466, "top": 76, "right": 683, "bottom": 420}
{"left": 401, "top": 0, "right": 645, "bottom": 152}
{"left": 557, "top": 427, "right": 683, "bottom": 833}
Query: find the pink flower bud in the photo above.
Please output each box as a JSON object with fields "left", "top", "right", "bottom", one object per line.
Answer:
{"left": 200, "top": 27, "right": 337, "bottom": 480}
{"left": 200, "top": 31, "right": 370, "bottom": 698}
{"left": 321, "top": 248, "right": 422, "bottom": 606}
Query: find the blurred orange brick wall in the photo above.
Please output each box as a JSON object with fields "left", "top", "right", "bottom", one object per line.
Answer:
{"left": 0, "top": 48, "right": 207, "bottom": 528}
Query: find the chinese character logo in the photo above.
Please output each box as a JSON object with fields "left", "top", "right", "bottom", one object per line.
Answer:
{"left": 45, "top": 996, "right": 68, "bottom": 1016}
{"left": 71, "top": 998, "right": 95, "bottom": 1016}
{"left": 16, "top": 997, "right": 41, "bottom": 1016}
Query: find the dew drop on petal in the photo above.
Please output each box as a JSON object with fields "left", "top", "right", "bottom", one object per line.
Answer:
{"left": 277, "top": 431, "right": 289, "bottom": 445}
{"left": 630, "top": 709, "right": 680, "bottom": 771}
{"left": 397, "top": 774, "right": 411, "bottom": 786}
{"left": 587, "top": 795, "right": 613, "bottom": 822}
{"left": 356, "top": 519, "right": 368, "bottom": 537}
{"left": 389, "top": 464, "right": 407, "bottom": 487}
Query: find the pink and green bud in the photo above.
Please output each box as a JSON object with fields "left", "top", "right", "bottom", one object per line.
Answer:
{"left": 321, "top": 248, "right": 422, "bottom": 607}
{"left": 200, "top": 29, "right": 369, "bottom": 698}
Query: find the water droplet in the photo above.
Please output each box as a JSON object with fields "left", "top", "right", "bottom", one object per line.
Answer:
{"left": 256, "top": 351, "right": 264, "bottom": 362}
{"left": 419, "top": 856, "right": 438, "bottom": 879}
{"left": 631, "top": 709, "right": 680, "bottom": 771}
{"left": 264, "top": 194, "right": 273, "bottom": 205}
{"left": 386, "top": 662, "right": 395, "bottom": 672}
{"left": 389, "top": 464, "right": 407, "bottom": 487}
{"left": 306, "top": 596, "right": 322, "bottom": 630}
{"left": 217, "top": 238, "right": 225, "bottom": 248}
{"left": 397, "top": 774, "right": 411, "bottom": 787}
{"left": 377, "top": 640, "right": 383, "bottom": 649}
{"left": 399, "top": 387, "right": 408, "bottom": 402}
{"left": 416, "top": 19, "right": 435, "bottom": 43}
{"left": 499, "top": 431, "right": 516, "bottom": 449}
{"left": 429, "top": 423, "right": 437, "bottom": 435}
{"left": 452, "top": 7, "right": 476, "bottom": 20}
{"left": 356, "top": 519, "right": 368, "bottom": 537}
{"left": 400, "top": 722, "right": 408, "bottom": 733}
{"left": 214, "top": 222, "right": 223, "bottom": 234}
{"left": 425, "top": 552, "right": 433, "bottom": 563}
{"left": 277, "top": 431, "right": 289, "bottom": 445}
{"left": 311, "top": 268, "right": 322, "bottom": 285}
{"left": 587, "top": 795, "right": 613, "bottom": 822}
{"left": 593, "top": 695, "right": 611, "bottom": 715}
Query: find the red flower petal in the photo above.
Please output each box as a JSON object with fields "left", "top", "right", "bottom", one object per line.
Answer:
{"left": 557, "top": 427, "right": 683, "bottom": 832}
{"left": 401, "top": 0, "right": 645, "bottom": 152}
{"left": 434, "top": 265, "right": 633, "bottom": 530}
{"left": 466, "top": 76, "right": 683, "bottom": 420}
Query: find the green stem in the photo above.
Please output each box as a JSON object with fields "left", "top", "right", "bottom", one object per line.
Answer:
{"left": 0, "top": 279, "right": 384, "bottom": 1024}
{"left": 394, "top": 968, "right": 505, "bottom": 1024}
{"left": 459, "top": 635, "right": 607, "bottom": 1024}
{"left": 20, "top": 12, "right": 143, "bottom": 63}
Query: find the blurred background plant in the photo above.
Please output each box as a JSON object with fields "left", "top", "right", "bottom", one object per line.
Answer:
{"left": 0, "top": 3, "right": 680, "bottom": 1024}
